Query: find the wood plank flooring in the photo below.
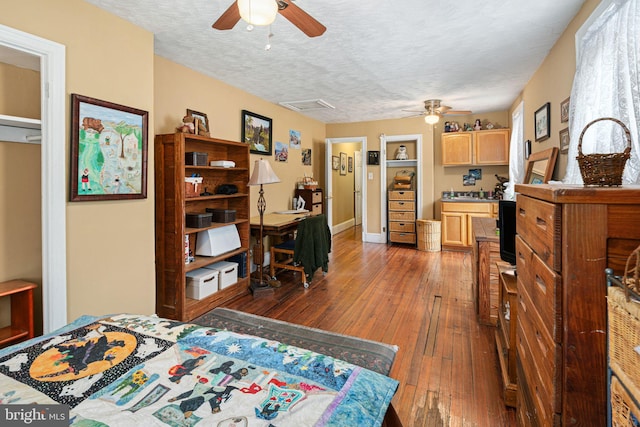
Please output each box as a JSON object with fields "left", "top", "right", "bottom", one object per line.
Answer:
{"left": 220, "top": 226, "right": 517, "bottom": 426}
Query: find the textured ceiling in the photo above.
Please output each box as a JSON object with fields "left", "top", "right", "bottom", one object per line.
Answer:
{"left": 85, "top": 0, "right": 586, "bottom": 123}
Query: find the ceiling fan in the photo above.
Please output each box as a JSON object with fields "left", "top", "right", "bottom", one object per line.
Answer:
{"left": 404, "top": 99, "right": 472, "bottom": 124}
{"left": 212, "top": 0, "right": 326, "bottom": 38}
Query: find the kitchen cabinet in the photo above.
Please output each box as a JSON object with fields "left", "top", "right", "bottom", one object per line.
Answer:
{"left": 442, "top": 129, "right": 510, "bottom": 166}
{"left": 514, "top": 184, "right": 640, "bottom": 426}
{"left": 441, "top": 202, "right": 496, "bottom": 248}
{"left": 155, "top": 132, "right": 251, "bottom": 321}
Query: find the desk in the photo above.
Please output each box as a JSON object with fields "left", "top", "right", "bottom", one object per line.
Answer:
{"left": 250, "top": 212, "right": 310, "bottom": 238}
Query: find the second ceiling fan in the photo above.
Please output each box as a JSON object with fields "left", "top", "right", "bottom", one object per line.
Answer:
{"left": 212, "top": 0, "right": 326, "bottom": 38}
{"left": 404, "top": 99, "right": 472, "bottom": 124}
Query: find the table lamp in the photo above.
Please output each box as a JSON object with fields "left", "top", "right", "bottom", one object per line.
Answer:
{"left": 248, "top": 158, "right": 280, "bottom": 295}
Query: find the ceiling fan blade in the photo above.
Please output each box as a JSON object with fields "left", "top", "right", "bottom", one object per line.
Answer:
{"left": 402, "top": 109, "right": 426, "bottom": 114}
{"left": 212, "top": 1, "right": 241, "bottom": 30}
{"left": 278, "top": 0, "right": 326, "bottom": 37}
{"left": 443, "top": 110, "right": 473, "bottom": 115}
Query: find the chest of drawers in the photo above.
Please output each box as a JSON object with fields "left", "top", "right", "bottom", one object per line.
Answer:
{"left": 514, "top": 184, "right": 640, "bottom": 426}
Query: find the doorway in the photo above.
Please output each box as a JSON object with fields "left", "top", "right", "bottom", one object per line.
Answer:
{"left": 0, "top": 24, "right": 67, "bottom": 333}
{"left": 325, "top": 136, "right": 367, "bottom": 241}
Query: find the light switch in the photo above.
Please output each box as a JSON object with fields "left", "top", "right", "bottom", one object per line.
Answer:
{"left": 368, "top": 172, "right": 373, "bottom": 180}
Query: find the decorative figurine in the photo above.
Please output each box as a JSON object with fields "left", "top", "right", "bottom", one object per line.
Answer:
{"left": 396, "top": 145, "right": 408, "bottom": 160}
{"left": 474, "top": 119, "right": 482, "bottom": 131}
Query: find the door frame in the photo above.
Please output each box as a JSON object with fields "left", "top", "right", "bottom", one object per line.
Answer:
{"left": 325, "top": 136, "right": 367, "bottom": 240}
{"left": 0, "top": 24, "right": 67, "bottom": 333}
{"left": 380, "top": 133, "right": 423, "bottom": 243}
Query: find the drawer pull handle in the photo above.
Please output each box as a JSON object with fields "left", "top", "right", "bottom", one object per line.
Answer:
{"left": 536, "top": 216, "right": 547, "bottom": 230}
{"left": 535, "top": 275, "right": 547, "bottom": 294}
{"left": 519, "top": 207, "right": 526, "bottom": 216}
{"left": 536, "top": 329, "right": 547, "bottom": 352}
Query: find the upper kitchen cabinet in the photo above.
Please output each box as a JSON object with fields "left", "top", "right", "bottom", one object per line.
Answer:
{"left": 442, "top": 129, "right": 510, "bottom": 166}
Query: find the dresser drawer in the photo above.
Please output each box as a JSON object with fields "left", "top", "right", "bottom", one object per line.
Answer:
{"left": 389, "top": 200, "right": 415, "bottom": 211}
{"left": 516, "top": 195, "right": 561, "bottom": 271}
{"left": 389, "top": 221, "right": 415, "bottom": 233}
{"left": 389, "top": 211, "right": 416, "bottom": 222}
{"left": 311, "top": 203, "right": 322, "bottom": 215}
{"left": 516, "top": 236, "right": 562, "bottom": 343}
{"left": 517, "top": 287, "right": 562, "bottom": 418}
{"left": 389, "top": 190, "right": 415, "bottom": 201}
{"left": 311, "top": 190, "right": 323, "bottom": 204}
{"left": 389, "top": 231, "right": 416, "bottom": 244}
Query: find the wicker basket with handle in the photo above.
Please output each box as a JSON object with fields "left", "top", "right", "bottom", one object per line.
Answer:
{"left": 577, "top": 117, "right": 631, "bottom": 186}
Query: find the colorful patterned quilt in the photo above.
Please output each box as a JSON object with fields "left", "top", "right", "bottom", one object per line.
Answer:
{"left": 0, "top": 314, "right": 398, "bottom": 426}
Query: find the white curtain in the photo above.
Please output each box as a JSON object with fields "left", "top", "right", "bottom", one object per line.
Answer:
{"left": 564, "top": 0, "right": 640, "bottom": 184}
{"left": 504, "top": 101, "right": 525, "bottom": 200}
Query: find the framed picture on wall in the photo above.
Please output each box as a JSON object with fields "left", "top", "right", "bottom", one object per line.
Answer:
{"left": 534, "top": 102, "right": 551, "bottom": 142}
{"left": 340, "top": 152, "right": 347, "bottom": 175}
{"left": 241, "top": 110, "right": 272, "bottom": 155}
{"left": 559, "top": 127, "right": 570, "bottom": 154}
{"left": 70, "top": 94, "right": 148, "bottom": 202}
{"left": 332, "top": 155, "right": 339, "bottom": 170}
{"left": 560, "top": 97, "right": 570, "bottom": 123}
{"left": 348, "top": 156, "right": 353, "bottom": 173}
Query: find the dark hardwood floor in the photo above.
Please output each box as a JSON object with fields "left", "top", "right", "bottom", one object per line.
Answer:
{"left": 221, "top": 226, "right": 517, "bottom": 426}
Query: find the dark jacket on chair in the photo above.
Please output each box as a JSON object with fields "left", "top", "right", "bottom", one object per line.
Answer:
{"left": 293, "top": 214, "right": 332, "bottom": 278}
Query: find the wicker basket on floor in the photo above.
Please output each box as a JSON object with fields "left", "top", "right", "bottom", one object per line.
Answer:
{"left": 577, "top": 117, "right": 631, "bottom": 186}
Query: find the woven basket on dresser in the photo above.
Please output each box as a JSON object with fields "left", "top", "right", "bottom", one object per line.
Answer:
{"left": 577, "top": 117, "right": 631, "bottom": 186}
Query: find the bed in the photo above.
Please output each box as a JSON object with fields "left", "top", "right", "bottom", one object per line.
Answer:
{"left": 0, "top": 311, "right": 399, "bottom": 426}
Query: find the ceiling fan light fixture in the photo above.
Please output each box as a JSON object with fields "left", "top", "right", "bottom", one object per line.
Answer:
{"left": 238, "top": 0, "right": 278, "bottom": 26}
{"left": 424, "top": 114, "right": 439, "bottom": 125}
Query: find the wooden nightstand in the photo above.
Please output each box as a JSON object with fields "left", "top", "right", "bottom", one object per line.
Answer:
{"left": 0, "top": 280, "right": 37, "bottom": 348}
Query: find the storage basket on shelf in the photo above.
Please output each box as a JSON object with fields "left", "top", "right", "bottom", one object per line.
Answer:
{"left": 610, "top": 375, "right": 640, "bottom": 427}
{"left": 607, "top": 245, "right": 640, "bottom": 400}
{"left": 393, "top": 170, "right": 414, "bottom": 190}
{"left": 577, "top": 117, "right": 631, "bottom": 186}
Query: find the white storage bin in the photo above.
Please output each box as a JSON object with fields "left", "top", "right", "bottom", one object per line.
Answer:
{"left": 186, "top": 267, "right": 219, "bottom": 300}
{"left": 205, "top": 261, "right": 238, "bottom": 289}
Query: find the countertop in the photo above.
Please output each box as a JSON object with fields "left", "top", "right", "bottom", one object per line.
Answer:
{"left": 441, "top": 198, "right": 499, "bottom": 203}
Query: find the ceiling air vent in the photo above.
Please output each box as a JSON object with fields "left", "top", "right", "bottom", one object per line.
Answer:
{"left": 279, "top": 99, "right": 335, "bottom": 112}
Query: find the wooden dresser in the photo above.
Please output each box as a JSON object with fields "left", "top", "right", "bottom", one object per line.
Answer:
{"left": 514, "top": 184, "right": 640, "bottom": 426}
{"left": 295, "top": 188, "right": 323, "bottom": 215}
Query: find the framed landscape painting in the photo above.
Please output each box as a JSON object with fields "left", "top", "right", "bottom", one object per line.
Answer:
{"left": 535, "top": 102, "right": 551, "bottom": 142}
{"left": 242, "top": 110, "right": 272, "bottom": 155}
{"left": 70, "top": 94, "right": 148, "bottom": 201}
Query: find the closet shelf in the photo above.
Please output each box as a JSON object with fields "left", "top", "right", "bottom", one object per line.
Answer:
{"left": 0, "top": 114, "right": 42, "bottom": 144}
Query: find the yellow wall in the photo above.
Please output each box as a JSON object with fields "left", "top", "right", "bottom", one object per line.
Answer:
{"left": 331, "top": 143, "right": 358, "bottom": 225}
{"left": 0, "top": 62, "right": 42, "bottom": 329}
{"left": 1, "top": 0, "right": 156, "bottom": 321}
{"left": 153, "top": 56, "right": 327, "bottom": 218}
{"left": 511, "top": 0, "right": 600, "bottom": 180}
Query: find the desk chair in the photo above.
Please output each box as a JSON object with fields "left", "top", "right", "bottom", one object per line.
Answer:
{"left": 270, "top": 214, "right": 331, "bottom": 288}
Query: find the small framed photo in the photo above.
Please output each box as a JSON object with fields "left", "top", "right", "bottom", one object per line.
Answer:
{"left": 463, "top": 174, "right": 476, "bottom": 186}
{"left": 302, "top": 148, "right": 311, "bottom": 165}
{"left": 340, "top": 152, "right": 347, "bottom": 175}
{"left": 241, "top": 110, "right": 273, "bottom": 155}
{"left": 186, "top": 109, "right": 209, "bottom": 135}
{"left": 469, "top": 168, "right": 482, "bottom": 180}
{"left": 332, "top": 155, "right": 339, "bottom": 170}
{"left": 348, "top": 156, "right": 353, "bottom": 173}
{"left": 535, "top": 102, "right": 551, "bottom": 142}
{"left": 70, "top": 94, "right": 148, "bottom": 202}
{"left": 560, "top": 97, "right": 570, "bottom": 123}
{"left": 274, "top": 141, "right": 288, "bottom": 162}
{"left": 559, "top": 127, "right": 570, "bottom": 154}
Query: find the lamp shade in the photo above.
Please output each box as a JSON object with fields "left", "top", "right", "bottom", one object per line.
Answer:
{"left": 238, "top": 0, "right": 278, "bottom": 26}
{"left": 424, "top": 114, "right": 440, "bottom": 125}
{"left": 248, "top": 158, "right": 281, "bottom": 186}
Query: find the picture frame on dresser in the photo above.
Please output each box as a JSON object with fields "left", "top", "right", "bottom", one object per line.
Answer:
{"left": 241, "top": 110, "right": 272, "bottom": 155}
{"left": 70, "top": 93, "right": 148, "bottom": 202}
{"left": 186, "top": 109, "right": 209, "bottom": 134}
